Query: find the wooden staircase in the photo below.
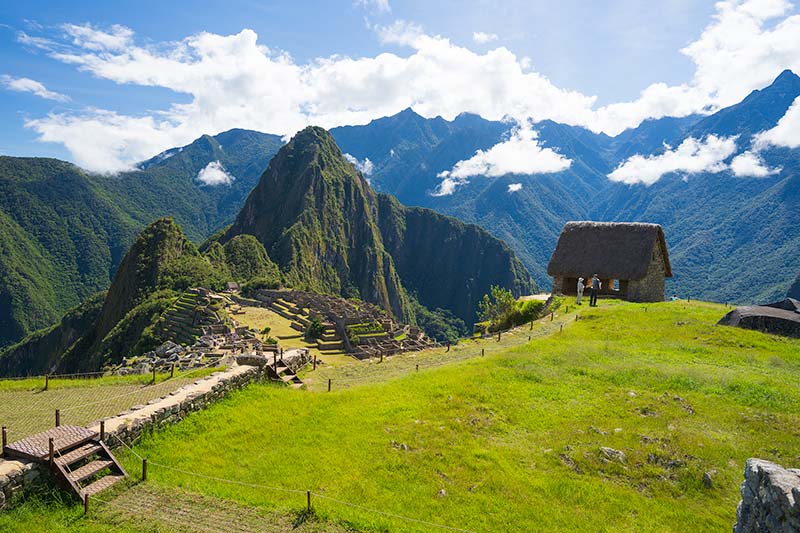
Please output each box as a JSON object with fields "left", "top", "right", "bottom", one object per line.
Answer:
{"left": 3, "top": 425, "right": 127, "bottom": 500}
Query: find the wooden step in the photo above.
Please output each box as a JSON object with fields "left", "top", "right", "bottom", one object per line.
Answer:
{"left": 82, "top": 474, "right": 126, "bottom": 497}
{"left": 55, "top": 443, "right": 102, "bottom": 467}
{"left": 69, "top": 459, "right": 114, "bottom": 483}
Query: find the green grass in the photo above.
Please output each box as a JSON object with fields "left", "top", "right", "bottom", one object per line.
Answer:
{"left": 3, "top": 301, "right": 800, "bottom": 531}
{"left": 0, "top": 367, "right": 221, "bottom": 441}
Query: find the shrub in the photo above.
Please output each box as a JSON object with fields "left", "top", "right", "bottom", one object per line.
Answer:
{"left": 305, "top": 317, "right": 325, "bottom": 341}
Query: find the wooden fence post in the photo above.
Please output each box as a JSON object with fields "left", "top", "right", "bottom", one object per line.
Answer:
{"left": 551, "top": 312, "right": 554, "bottom": 321}
{"left": 44, "top": 374, "right": 49, "bottom": 391}
{"left": 2, "top": 426, "right": 7, "bottom": 457}
{"left": 142, "top": 458, "right": 148, "bottom": 481}
{"left": 530, "top": 320, "right": 533, "bottom": 331}
{"left": 560, "top": 324, "right": 563, "bottom": 333}
{"left": 481, "top": 348, "right": 485, "bottom": 356}
{"left": 100, "top": 420, "right": 105, "bottom": 442}
{"left": 327, "top": 379, "right": 331, "bottom": 392}
{"left": 415, "top": 364, "right": 419, "bottom": 372}
{"left": 307, "top": 490, "right": 311, "bottom": 512}
{"left": 49, "top": 438, "right": 54, "bottom": 465}
{"left": 170, "top": 364, "right": 175, "bottom": 379}
{"left": 55, "top": 409, "right": 60, "bottom": 427}
{"left": 84, "top": 493, "right": 89, "bottom": 516}
{"left": 497, "top": 331, "right": 501, "bottom": 342}
{"left": 313, "top": 355, "right": 317, "bottom": 370}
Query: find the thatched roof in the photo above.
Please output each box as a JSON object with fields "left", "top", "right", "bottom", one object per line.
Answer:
{"left": 547, "top": 221, "right": 672, "bottom": 280}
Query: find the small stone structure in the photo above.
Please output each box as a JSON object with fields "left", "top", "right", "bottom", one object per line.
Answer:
{"left": 735, "top": 458, "right": 800, "bottom": 532}
{"left": 719, "top": 298, "right": 800, "bottom": 338}
{"left": 547, "top": 221, "right": 672, "bottom": 303}
{"left": 1, "top": 363, "right": 271, "bottom": 510}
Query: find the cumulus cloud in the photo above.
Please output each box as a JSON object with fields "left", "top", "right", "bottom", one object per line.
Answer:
{"left": 507, "top": 182, "right": 522, "bottom": 193}
{"left": 608, "top": 135, "right": 738, "bottom": 185}
{"left": 434, "top": 124, "right": 571, "bottom": 195}
{"left": 196, "top": 160, "right": 235, "bottom": 186}
{"left": 344, "top": 153, "right": 374, "bottom": 175}
{"left": 754, "top": 95, "right": 800, "bottom": 149}
{"left": 472, "top": 32, "right": 498, "bottom": 44}
{"left": 730, "top": 150, "right": 781, "bottom": 176}
{"left": 0, "top": 75, "right": 69, "bottom": 102}
{"left": 15, "top": 0, "right": 800, "bottom": 172}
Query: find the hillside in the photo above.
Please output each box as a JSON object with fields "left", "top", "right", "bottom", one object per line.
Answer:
{"left": 2, "top": 300, "right": 798, "bottom": 531}
{"left": 0, "top": 218, "right": 273, "bottom": 375}
{"left": 0, "top": 130, "right": 282, "bottom": 349}
{"left": 223, "top": 126, "right": 534, "bottom": 324}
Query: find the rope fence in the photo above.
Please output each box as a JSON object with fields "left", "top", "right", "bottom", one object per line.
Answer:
{"left": 106, "top": 435, "right": 476, "bottom": 533}
{"left": 0, "top": 361, "right": 220, "bottom": 442}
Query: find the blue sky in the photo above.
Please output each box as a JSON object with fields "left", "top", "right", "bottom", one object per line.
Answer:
{"left": 1, "top": 0, "right": 799, "bottom": 171}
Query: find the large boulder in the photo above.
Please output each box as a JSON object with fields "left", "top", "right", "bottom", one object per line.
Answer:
{"left": 734, "top": 458, "right": 800, "bottom": 533}
{"left": 718, "top": 299, "right": 800, "bottom": 338}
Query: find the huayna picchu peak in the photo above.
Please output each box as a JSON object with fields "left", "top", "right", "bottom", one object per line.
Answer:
{"left": 222, "top": 126, "right": 534, "bottom": 325}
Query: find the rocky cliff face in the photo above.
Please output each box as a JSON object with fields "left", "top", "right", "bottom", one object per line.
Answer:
{"left": 735, "top": 458, "right": 800, "bottom": 532}
{"left": 225, "top": 126, "right": 411, "bottom": 320}
{"left": 224, "top": 126, "right": 534, "bottom": 324}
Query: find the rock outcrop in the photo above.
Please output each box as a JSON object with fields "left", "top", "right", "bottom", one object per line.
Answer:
{"left": 718, "top": 299, "right": 800, "bottom": 339}
{"left": 734, "top": 458, "right": 800, "bottom": 533}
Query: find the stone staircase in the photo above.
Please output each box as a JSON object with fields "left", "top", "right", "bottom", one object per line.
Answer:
{"left": 156, "top": 292, "right": 219, "bottom": 346}
{"left": 268, "top": 362, "right": 304, "bottom": 389}
{"left": 3, "top": 425, "right": 127, "bottom": 500}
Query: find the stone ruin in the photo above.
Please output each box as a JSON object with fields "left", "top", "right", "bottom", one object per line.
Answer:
{"left": 244, "top": 288, "right": 435, "bottom": 359}
{"left": 734, "top": 458, "right": 800, "bottom": 532}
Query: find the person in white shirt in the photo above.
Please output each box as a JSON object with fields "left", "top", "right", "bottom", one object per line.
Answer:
{"left": 576, "top": 277, "right": 585, "bottom": 305}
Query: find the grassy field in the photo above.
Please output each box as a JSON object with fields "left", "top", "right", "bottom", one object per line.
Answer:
{"left": 2, "top": 300, "right": 799, "bottom": 531}
{"left": 232, "top": 305, "right": 351, "bottom": 365}
{"left": 0, "top": 367, "right": 220, "bottom": 441}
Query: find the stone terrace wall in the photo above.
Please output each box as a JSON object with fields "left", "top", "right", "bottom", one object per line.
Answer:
{"left": 735, "top": 458, "right": 800, "bottom": 532}
{"left": 0, "top": 363, "right": 271, "bottom": 511}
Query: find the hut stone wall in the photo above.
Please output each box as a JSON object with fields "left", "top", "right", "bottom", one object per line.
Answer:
{"left": 626, "top": 239, "right": 667, "bottom": 302}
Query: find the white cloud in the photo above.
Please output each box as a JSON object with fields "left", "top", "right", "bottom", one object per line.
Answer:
{"left": 434, "top": 124, "right": 571, "bottom": 195}
{"left": 507, "top": 182, "right": 522, "bottom": 193}
{"left": 17, "top": 0, "right": 800, "bottom": 172}
{"left": 375, "top": 20, "right": 424, "bottom": 46}
{"left": 730, "top": 150, "right": 781, "bottom": 176}
{"left": 754, "top": 95, "right": 800, "bottom": 149}
{"left": 62, "top": 23, "right": 134, "bottom": 52}
{"left": 608, "top": 135, "right": 738, "bottom": 185}
{"left": 355, "top": 0, "right": 390, "bottom": 13}
{"left": 472, "top": 32, "right": 498, "bottom": 44}
{"left": 0, "top": 75, "right": 69, "bottom": 102}
{"left": 196, "top": 160, "right": 235, "bottom": 186}
{"left": 343, "top": 153, "right": 374, "bottom": 175}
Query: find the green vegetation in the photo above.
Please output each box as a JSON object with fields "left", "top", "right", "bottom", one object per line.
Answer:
{"left": 477, "top": 286, "right": 547, "bottom": 332}
{"left": 409, "top": 297, "right": 468, "bottom": 344}
{"left": 305, "top": 317, "right": 326, "bottom": 341}
{"left": 5, "top": 301, "right": 798, "bottom": 531}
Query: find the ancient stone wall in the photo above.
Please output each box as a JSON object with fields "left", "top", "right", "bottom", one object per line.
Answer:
{"left": 0, "top": 364, "right": 271, "bottom": 510}
{"left": 735, "top": 458, "right": 800, "bottom": 532}
{"left": 627, "top": 242, "right": 667, "bottom": 302}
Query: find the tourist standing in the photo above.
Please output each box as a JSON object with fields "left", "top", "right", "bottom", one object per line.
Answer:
{"left": 590, "top": 274, "right": 601, "bottom": 307}
{"left": 576, "top": 277, "right": 585, "bottom": 305}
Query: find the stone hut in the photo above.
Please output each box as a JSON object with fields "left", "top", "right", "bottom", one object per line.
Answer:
{"left": 547, "top": 221, "right": 672, "bottom": 302}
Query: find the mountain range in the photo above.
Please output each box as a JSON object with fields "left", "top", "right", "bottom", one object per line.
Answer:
{"left": 0, "top": 128, "right": 532, "bottom": 375}
{"left": 1, "top": 70, "right": 799, "bottom": 353}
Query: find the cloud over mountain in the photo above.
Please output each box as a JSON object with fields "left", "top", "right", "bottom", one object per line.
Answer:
{"left": 608, "top": 135, "right": 738, "bottom": 185}
{"left": 434, "top": 124, "right": 571, "bottom": 195}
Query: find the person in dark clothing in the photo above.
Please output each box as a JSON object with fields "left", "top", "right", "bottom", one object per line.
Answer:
{"left": 589, "top": 274, "right": 601, "bottom": 306}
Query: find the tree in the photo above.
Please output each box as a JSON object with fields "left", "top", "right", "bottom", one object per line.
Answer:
{"left": 478, "top": 285, "right": 516, "bottom": 326}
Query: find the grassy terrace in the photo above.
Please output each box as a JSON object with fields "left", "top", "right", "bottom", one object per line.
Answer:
{"left": 2, "top": 300, "right": 799, "bottom": 531}
{"left": 0, "top": 367, "right": 220, "bottom": 442}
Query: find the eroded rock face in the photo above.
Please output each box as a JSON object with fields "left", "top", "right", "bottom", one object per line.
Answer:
{"left": 734, "top": 458, "right": 800, "bottom": 533}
